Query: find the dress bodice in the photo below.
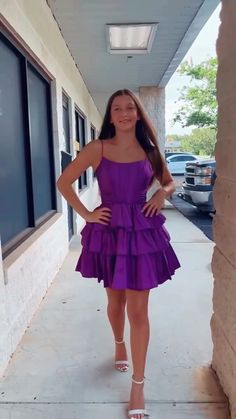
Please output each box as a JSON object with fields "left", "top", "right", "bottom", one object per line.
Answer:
{"left": 95, "top": 156, "right": 154, "bottom": 205}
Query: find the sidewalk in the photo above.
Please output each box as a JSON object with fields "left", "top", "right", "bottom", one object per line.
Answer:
{"left": 0, "top": 207, "right": 230, "bottom": 418}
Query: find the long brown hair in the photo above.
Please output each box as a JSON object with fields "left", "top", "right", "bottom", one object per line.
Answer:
{"left": 98, "top": 89, "right": 164, "bottom": 180}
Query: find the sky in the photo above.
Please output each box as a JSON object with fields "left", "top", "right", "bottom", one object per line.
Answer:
{"left": 165, "top": 3, "right": 221, "bottom": 136}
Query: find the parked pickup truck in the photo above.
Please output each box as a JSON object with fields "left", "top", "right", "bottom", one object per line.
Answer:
{"left": 179, "top": 158, "right": 216, "bottom": 212}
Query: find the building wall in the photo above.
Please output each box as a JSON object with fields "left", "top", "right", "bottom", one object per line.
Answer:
{"left": 139, "top": 86, "right": 166, "bottom": 153}
{"left": 0, "top": 0, "right": 102, "bottom": 376}
{"left": 211, "top": 0, "right": 236, "bottom": 416}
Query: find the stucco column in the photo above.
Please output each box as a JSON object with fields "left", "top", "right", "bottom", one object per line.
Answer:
{"left": 211, "top": 1, "right": 236, "bottom": 417}
{"left": 138, "top": 86, "right": 165, "bottom": 154}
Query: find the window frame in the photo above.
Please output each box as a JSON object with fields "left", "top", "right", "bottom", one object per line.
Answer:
{"left": 90, "top": 124, "right": 96, "bottom": 141}
{"left": 0, "top": 30, "right": 57, "bottom": 258}
{"left": 74, "top": 106, "right": 88, "bottom": 191}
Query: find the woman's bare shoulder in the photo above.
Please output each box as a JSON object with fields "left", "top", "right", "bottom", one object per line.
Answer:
{"left": 83, "top": 138, "right": 102, "bottom": 157}
{"left": 91, "top": 138, "right": 114, "bottom": 155}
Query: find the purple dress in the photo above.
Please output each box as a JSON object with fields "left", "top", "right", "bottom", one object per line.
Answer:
{"left": 75, "top": 141, "right": 181, "bottom": 290}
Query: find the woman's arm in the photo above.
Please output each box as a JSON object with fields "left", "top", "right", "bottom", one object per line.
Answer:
{"left": 156, "top": 156, "right": 176, "bottom": 198}
{"left": 142, "top": 155, "right": 176, "bottom": 216}
{"left": 56, "top": 140, "right": 98, "bottom": 220}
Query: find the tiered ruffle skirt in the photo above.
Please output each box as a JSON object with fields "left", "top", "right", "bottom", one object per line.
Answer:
{"left": 75, "top": 203, "right": 180, "bottom": 290}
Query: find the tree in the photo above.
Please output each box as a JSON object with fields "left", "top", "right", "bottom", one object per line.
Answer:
{"left": 180, "top": 128, "right": 216, "bottom": 156}
{"left": 173, "top": 57, "right": 217, "bottom": 130}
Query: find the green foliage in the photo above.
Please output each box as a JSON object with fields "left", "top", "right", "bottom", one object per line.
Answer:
{"left": 179, "top": 128, "right": 216, "bottom": 156}
{"left": 173, "top": 57, "right": 217, "bottom": 129}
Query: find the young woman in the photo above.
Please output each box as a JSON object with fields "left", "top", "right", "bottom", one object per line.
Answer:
{"left": 57, "top": 89, "right": 181, "bottom": 419}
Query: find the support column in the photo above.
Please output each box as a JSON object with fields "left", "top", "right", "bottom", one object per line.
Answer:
{"left": 211, "top": 1, "right": 236, "bottom": 417}
{"left": 139, "top": 86, "right": 166, "bottom": 154}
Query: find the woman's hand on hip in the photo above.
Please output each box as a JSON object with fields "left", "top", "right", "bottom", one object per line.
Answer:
{"left": 141, "top": 188, "right": 167, "bottom": 217}
{"left": 85, "top": 207, "right": 112, "bottom": 225}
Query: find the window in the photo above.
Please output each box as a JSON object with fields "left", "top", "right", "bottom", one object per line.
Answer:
{"left": 180, "top": 155, "right": 196, "bottom": 161}
{"left": 186, "top": 156, "right": 196, "bottom": 161}
{"left": 27, "top": 64, "right": 56, "bottom": 221}
{"left": 75, "top": 108, "right": 87, "bottom": 190}
{"left": 0, "top": 34, "right": 56, "bottom": 257}
{"left": 170, "top": 155, "right": 195, "bottom": 162}
{"left": 91, "top": 125, "right": 96, "bottom": 141}
{"left": 62, "top": 93, "right": 71, "bottom": 153}
{"left": 170, "top": 156, "right": 181, "bottom": 162}
{"left": 91, "top": 125, "right": 97, "bottom": 179}
{"left": 62, "top": 91, "right": 74, "bottom": 240}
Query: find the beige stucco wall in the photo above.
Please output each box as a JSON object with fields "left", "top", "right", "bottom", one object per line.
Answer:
{"left": 139, "top": 86, "right": 166, "bottom": 154}
{"left": 211, "top": 1, "right": 236, "bottom": 417}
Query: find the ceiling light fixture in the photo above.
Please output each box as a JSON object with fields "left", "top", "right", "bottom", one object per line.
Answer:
{"left": 106, "top": 23, "right": 158, "bottom": 54}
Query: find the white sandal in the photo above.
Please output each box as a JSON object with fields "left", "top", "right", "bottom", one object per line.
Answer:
{"left": 115, "top": 339, "right": 129, "bottom": 372}
{"left": 128, "top": 376, "right": 149, "bottom": 419}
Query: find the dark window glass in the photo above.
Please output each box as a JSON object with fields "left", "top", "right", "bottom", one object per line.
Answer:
{"left": 0, "top": 38, "right": 29, "bottom": 244}
{"left": 75, "top": 109, "right": 87, "bottom": 190}
{"left": 91, "top": 125, "right": 96, "bottom": 178}
{"left": 27, "top": 64, "right": 55, "bottom": 221}
{"left": 170, "top": 155, "right": 195, "bottom": 162}
{"left": 62, "top": 93, "right": 70, "bottom": 153}
{"left": 91, "top": 125, "right": 96, "bottom": 140}
{"left": 179, "top": 155, "right": 195, "bottom": 161}
{"left": 170, "top": 156, "right": 180, "bottom": 162}
{"left": 0, "top": 34, "right": 56, "bottom": 256}
{"left": 185, "top": 156, "right": 196, "bottom": 161}
{"left": 62, "top": 92, "right": 74, "bottom": 240}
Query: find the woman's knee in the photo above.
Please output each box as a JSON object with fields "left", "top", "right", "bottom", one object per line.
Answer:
{"left": 107, "top": 300, "right": 126, "bottom": 316}
{"left": 127, "top": 305, "right": 149, "bottom": 327}
{"left": 126, "top": 290, "right": 150, "bottom": 326}
{"left": 106, "top": 289, "right": 126, "bottom": 315}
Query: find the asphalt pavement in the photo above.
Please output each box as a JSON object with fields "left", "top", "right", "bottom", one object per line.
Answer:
{"left": 170, "top": 176, "right": 214, "bottom": 241}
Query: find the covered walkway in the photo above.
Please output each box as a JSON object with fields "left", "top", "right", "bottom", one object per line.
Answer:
{"left": 0, "top": 206, "right": 229, "bottom": 418}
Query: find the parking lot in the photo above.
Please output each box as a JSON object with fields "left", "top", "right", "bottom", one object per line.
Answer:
{"left": 169, "top": 175, "right": 214, "bottom": 241}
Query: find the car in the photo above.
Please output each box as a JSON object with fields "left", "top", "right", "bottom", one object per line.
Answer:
{"left": 164, "top": 151, "right": 194, "bottom": 159}
{"left": 166, "top": 153, "right": 198, "bottom": 175}
{"left": 180, "top": 158, "right": 216, "bottom": 212}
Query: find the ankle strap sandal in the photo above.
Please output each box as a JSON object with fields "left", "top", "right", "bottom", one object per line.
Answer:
{"left": 114, "top": 339, "right": 129, "bottom": 372}
{"left": 128, "top": 376, "right": 149, "bottom": 418}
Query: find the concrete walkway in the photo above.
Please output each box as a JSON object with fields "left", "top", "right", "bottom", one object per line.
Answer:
{"left": 0, "top": 207, "right": 230, "bottom": 418}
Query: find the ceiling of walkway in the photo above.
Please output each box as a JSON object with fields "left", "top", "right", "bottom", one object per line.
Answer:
{"left": 47, "top": 0, "right": 219, "bottom": 114}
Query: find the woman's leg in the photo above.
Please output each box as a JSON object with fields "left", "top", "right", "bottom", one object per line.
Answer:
{"left": 106, "top": 288, "right": 128, "bottom": 369}
{"left": 126, "top": 289, "right": 150, "bottom": 418}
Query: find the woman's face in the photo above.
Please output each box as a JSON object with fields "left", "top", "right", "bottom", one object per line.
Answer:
{"left": 110, "top": 94, "right": 139, "bottom": 132}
